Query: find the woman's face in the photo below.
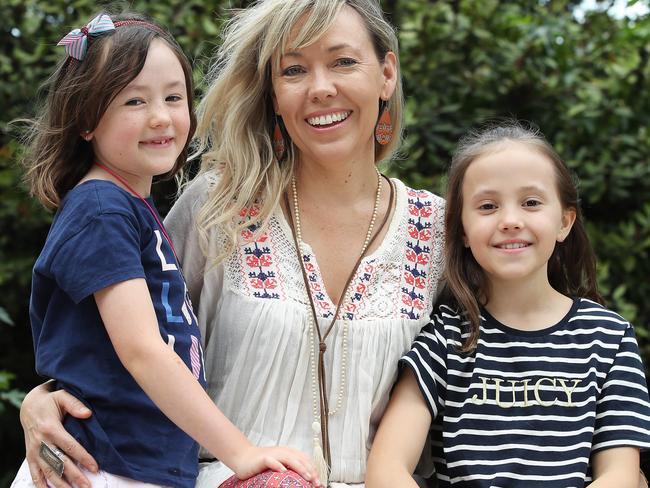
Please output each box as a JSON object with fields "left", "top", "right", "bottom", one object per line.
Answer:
{"left": 271, "top": 5, "right": 397, "bottom": 170}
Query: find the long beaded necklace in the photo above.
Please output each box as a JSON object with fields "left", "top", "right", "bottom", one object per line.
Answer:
{"left": 284, "top": 168, "right": 395, "bottom": 485}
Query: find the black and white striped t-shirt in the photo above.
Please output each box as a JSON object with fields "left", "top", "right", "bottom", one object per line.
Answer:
{"left": 401, "top": 297, "right": 650, "bottom": 487}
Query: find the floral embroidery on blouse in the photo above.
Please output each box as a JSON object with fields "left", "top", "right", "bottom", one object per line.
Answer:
{"left": 240, "top": 205, "right": 282, "bottom": 300}
{"left": 401, "top": 188, "right": 434, "bottom": 319}
{"left": 344, "top": 261, "right": 375, "bottom": 320}
{"left": 230, "top": 184, "right": 444, "bottom": 322}
{"left": 302, "top": 254, "right": 334, "bottom": 318}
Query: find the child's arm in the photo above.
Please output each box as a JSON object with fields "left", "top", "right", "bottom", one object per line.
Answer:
{"left": 366, "top": 368, "right": 431, "bottom": 488}
{"left": 589, "top": 447, "right": 640, "bottom": 488}
{"left": 95, "top": 278, "right": 320, "bottom": 485}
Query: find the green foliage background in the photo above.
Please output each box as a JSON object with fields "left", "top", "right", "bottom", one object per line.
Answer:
{"left": 1, "top": 0, "right": 649, "bottom": 484}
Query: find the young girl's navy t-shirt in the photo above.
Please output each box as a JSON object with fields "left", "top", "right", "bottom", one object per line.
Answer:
{"left": 30, "top": 180, "right": 206, "bottom": 488}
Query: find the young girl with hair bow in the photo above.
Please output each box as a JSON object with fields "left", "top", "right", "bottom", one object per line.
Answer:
{"left": 12, "top": 12, "right": 319, "bottom": 488}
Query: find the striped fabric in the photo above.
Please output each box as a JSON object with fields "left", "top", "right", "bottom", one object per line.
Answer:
{"left": 402, "top": 298, "right": 650, "bottom": 487}
{"left": 190, "top": 335, "right": 201, "bottom": 379}
{"left": 57, "top": 13, "right": 115, "bottom": 60}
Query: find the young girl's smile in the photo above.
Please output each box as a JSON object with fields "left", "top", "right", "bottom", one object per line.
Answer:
{"left": 86, "top": 38, "right": 190, "bottom": 196}
{"left": 461, "top": 142, "right": 575, "bottom": 288}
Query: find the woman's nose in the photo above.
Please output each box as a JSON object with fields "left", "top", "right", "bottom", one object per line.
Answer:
{"left": 308, "top": 67, "right": 337, "bottom": 102}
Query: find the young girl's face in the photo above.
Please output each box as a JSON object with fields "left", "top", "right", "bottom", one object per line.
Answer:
{"left": 460, "top": 141, "right": 576, "bottom": 289}
{"left": 86, "top": 39, "right": 191, "bottom": 195}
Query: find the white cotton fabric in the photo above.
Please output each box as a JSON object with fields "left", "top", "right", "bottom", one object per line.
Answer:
{"left": 11, "top": 460, "right": 169, "bottom": 488}
{"left": 164, "top": 172, "right": 445, "bottom": 487}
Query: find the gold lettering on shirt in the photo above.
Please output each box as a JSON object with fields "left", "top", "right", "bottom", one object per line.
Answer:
{"left": 470, "top": 377, "right": 582, "bottom": 408}
{"left": 494, "top": 379, "right": 519, "bottom": 409}
{"left": 471, "top": 376, "right": 489, "bottom": 405}
{"left": 521, "top": 379, "right": 531, "bottom": 407}
{"left": 534, "top": 377, "right": 557, "bottom": 407}
{"left": 558, "top": 378, "right": 581, "bottom": 406}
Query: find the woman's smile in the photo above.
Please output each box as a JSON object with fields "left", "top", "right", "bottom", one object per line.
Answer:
{"left": 306, "top": 110, "right": 351, "bottom": 128}
{"left": 271, "top": 5, "right": 396, "bottom": 168}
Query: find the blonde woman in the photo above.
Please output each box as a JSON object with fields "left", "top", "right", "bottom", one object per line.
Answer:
{"left": 19, "top": 1, "right": 445, "bottom": 487}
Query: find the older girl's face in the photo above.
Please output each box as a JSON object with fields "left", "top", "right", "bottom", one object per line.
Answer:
{"left": 460, "top": 143, "right": 576, "bottom": 289}
{"left": 271, "top": 5, "right": 397, "bottom": 169}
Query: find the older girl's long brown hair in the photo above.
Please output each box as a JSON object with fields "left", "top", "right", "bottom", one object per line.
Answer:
{"left": 444, "top": 121, "right": 603, "bottom": 352}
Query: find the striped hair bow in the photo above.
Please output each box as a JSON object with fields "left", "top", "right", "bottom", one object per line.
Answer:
{"left": 57, "top": 13, "right": 115, "bottom": 61}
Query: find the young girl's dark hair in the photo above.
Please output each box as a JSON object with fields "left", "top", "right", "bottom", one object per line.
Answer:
{"left": 22, "top": 12, "right": 197, "bottom": 210}
{"left": 444, "top": 120, "right": 604, "bottom": 352}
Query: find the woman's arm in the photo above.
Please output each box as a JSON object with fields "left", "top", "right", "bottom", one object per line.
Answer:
{"left": 20, "top": 382, "right": 97, "bottom": 488}
{"left": 96, "top": 278, "right": 320, "bottom": 485}
{"left": 589, "top": 447, "right": 640, "bottom": 488}
{"left": 366, "top": 368, "right": 432, "bottom": 488}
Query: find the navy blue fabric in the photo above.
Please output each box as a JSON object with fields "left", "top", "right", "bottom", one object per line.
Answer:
{"left": 30, "top": 180, "right": 206, "bottom": 487}
{"left": 402, "top": 298, "right": 650, "bottom": 487}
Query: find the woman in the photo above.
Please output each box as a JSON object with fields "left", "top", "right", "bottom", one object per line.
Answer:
{"left": 19, "top": 1, "right": 445, "bottom": 487}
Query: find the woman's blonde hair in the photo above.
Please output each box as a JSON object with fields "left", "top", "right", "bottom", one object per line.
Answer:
{"left": 190, "top": 0, "right": 403, "bottom": 260}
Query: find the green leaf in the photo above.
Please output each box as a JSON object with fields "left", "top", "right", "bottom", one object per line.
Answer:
{"left": 0, "top": 307, "right": 13, "bottom": 326}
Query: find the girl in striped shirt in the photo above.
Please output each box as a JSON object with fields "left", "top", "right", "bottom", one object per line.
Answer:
{"left": 366, "top": 121, "right": 650, "bottom": 487}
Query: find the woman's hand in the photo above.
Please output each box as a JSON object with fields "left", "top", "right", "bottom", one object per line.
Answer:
{"left": 230, "top": 445, "right": 322, "bottom": 487}
{"left": 20, "top": 382, "right": 98, "bottom": 488}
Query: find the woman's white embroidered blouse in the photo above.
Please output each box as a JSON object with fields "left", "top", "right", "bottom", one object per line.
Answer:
{"left": 164, "top": 172, "right": 445, "bottom": 487}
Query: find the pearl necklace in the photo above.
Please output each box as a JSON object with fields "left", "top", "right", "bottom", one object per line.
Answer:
{"left": 287, "top": 168, "right": 391, "bottom": 484}
{"left": 291, "top": 168, "right": 382, "bottom": 418}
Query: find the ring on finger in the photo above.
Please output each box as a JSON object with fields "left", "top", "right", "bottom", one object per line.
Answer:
{"left": 39, "top": 441, "right": 65, "bottom": 477}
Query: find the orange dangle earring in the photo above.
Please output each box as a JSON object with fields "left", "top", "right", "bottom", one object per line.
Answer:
{"left": 374, "top": 99, "right": 392, "bottom": 146}
{"left": 273, "top": 115, "right": 286, "bottom": 162}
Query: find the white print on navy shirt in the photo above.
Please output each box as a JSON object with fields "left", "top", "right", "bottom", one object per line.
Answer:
{"left": 154, "top": 229, "right": 202, "bottom": 380}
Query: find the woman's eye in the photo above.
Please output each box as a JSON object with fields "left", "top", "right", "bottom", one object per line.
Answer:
{"left": 335, "top": 57, "right": 358, "bottom": 67}
{"left": 282, "top": 65, "right": 305, "bottom": 76}
{"left": 166, "top": 95, "right": 183, "bottom": 102}
{"left": 524, "top": 199, "right": 541, "bottom": 207}
{"left": 125, "top": 99, "right": 144, "bottom": 106}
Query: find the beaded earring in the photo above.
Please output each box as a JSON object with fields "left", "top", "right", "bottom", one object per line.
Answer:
{"left": 273, "top": 116, "right": 286, "bottom": 162}
{"left": 374, "top": 99, "right": 392, "bottom": 146}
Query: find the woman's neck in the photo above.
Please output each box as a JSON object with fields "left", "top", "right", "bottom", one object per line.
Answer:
{"left": 293, "top": 159, "right": 379, "bottom": 209}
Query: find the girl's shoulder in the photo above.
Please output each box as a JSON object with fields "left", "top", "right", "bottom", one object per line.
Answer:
{"left": 569, "top": 297, "right": 632, "bottom": 334}
{"left": 56, "top": 180, "right": 139, "bottom": 228}
{"left": 571, "top": 297, "right": 630, "bottom": 324}
{"left": 39, "top": 181, "right": 148, "bottom": 270}
{"left": 427, "top": 303, "right": 466, "bottom": 341}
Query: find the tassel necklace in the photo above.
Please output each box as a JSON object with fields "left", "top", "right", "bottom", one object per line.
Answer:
{"left": 284, "top": 168, "right": 395, "bottom": 486}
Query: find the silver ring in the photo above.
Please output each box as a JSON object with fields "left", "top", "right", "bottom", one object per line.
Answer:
{"left": 39, "top": 441, "right": 65, "bottom": 477}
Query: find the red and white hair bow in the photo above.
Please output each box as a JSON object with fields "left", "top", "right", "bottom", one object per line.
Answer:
{"left": 57, "top": 13, "right": 115, "bottom": 61}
